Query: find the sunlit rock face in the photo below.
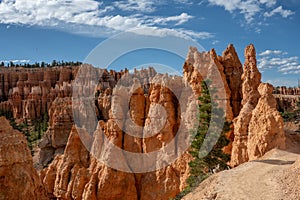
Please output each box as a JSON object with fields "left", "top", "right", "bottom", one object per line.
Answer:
{"left": 231, "top": 44, "right": 286, "bottom": 167}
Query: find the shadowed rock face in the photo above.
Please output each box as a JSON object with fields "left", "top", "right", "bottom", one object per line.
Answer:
{"left": 0, "top": 117, "right": 48, "bottom": 200}
{"left": 218, "top": 44, "right": 243, "bottom": 118}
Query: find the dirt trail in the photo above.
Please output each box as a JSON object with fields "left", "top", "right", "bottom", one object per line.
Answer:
{"left": 183, "top": 133, "right": 300, "bottom": 200}
{"left": 217, "top": 149, "right": 298, "bottom": 200}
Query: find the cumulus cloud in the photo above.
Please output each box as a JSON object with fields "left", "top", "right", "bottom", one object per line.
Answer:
{"left": 0, "top": 0, "right": 108, "bottom": 26}
{"left": 0, "top": 0, "right": 210, "bottom": 40}
{"left": 264, "top": 6, "right": 295, "bottom": 18}
{"left": 258, "top": 50, "right": 300, "bottom": 74}
{"left": 207, "top": 0, "right": 260, "bottom": 23}
{"left": 207, "top": 0, "right": 295, "bottom": 24}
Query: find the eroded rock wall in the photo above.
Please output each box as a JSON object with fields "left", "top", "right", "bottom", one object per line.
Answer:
{"left": 41, "top": 68, "right": 192, "bottom": 200}
{"left": 0, "top": 66, "right": 76, "bottom": 120}
{"left": 0, "top": 117, "right": 48, "bottom": 200}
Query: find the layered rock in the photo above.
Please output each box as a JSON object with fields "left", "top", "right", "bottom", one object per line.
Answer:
{"left": 184, "top": 46, "right": 242, "bottom": 155}
{"left": 0, "top": 117, "right": 48, "bottom": 200}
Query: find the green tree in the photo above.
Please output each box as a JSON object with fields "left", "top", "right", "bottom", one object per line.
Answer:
{"left": 51, "top": 60, "right": 57, "bottom": 67}
{"left": 9, "top": 61, "right": 14, "bottom": 67}
{"left": 175, "top": 81, "right": 231, "bottom": 199}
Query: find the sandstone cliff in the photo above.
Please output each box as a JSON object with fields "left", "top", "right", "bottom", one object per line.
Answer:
{"left": 0, "top": 117, "right": 48, "bottom": 200}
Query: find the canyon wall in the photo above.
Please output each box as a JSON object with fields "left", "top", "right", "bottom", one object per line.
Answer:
{"left": 273, "top": 86, "right": 300, "bottom": 113}
{"left": 0, "top": 66, "right": 76, "bottom": 120}
{"left": 275, "top": 94, "right": 299, "bottom": 113}
{"left": 275, "top": 86, "right": 300, "bottom": 96}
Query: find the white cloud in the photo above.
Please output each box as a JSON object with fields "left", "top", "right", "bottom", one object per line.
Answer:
{"left": 0, "top": 0, "right": 105, "bottom": 26}
{"left": 264, "top": 6, "right": 295, "bottom": 18}
{"left": 129, "top": 27, "right": 213, "bottom": 39}
{"left": 239, "top": 0, "right": 261, "bottom": 23}
{"left": 212, "top": 40, "right": 219, "bottom": 45}
{"left": 207, "top": 0, "right": 260, "bottom": 23}
{"left": 0, "top": 59, "right": 30, "bottom": 63}
{"left": 151, "top": 13, "right": 194, "bottom": 26}
{"left": 0, "top": 0, "right": 211, "bottom": 40}
{"left": 259, "top": 0, "right": 276, "bottom": 8}
{"left": 258, "top": 50, "right": 300, "bottom": 74}
{"left": 208, "top": 0, "right": 295, "bottom": 24}
{"left": 113, "top": 0, "right": 156, "bottom": 13}
{"left": 259, "top": 50, "right": 287, "bottom": 57}
{"left": 207, "top": 0, "right": 240, "bottom": 12}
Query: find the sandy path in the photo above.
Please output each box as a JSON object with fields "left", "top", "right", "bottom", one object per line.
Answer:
{"left": 183, "top": 149, "right": 300, "bottom": 200}
{"left": 216, "top": 149, "right": 298, "bottom": 200}
{"left": 183, "top": 132, "right": 300, "bottom": 200}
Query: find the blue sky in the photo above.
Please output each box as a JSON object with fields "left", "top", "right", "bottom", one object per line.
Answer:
{"left": 0, "top": 0, "right": 299, "bottom": 86}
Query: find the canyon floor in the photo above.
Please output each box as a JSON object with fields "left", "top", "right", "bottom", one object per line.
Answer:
{"left": 183, "top": 131, "right": 300, "bottom": 200}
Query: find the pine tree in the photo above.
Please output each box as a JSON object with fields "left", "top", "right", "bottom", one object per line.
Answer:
{"left": 175, "top": 81, "right": 231, "bottom": 199}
